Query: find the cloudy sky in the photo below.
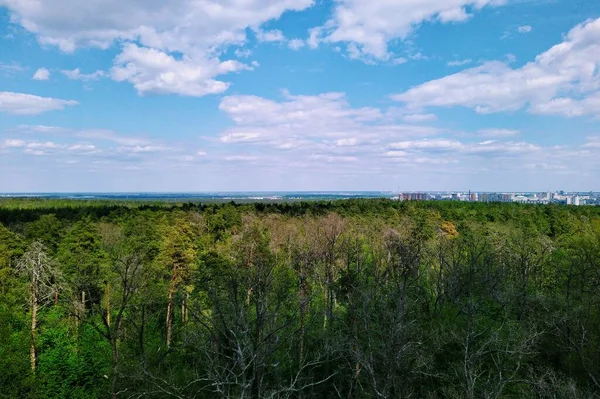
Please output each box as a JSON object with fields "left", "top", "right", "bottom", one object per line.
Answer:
{"left": 1, "top": 0, "right": 599, "bottom": 192}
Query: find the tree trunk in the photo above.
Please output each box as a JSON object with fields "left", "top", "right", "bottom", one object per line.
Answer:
{"left": 106, "top": 282, "right": 111, "bottom": 327}
{"left": 30, "top": 291, "right": 38, "bottom": 372}
{"left": 246, "top": 243, "right": 255, "bottom": 306}
{"left": 166, "top": 285, "right": 175, "bottom": 348}
{"left": 181, "top": 293, "right": 189, "bottom": 324}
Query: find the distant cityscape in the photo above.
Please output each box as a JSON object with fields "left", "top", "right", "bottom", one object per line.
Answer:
{"left": 1, "top": 191, "right": 599, "bottom": 205}
{"left": 397, "top": 191, "right": 600, "bottom": 206}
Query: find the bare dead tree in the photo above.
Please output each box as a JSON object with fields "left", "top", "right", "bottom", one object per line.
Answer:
{"left": 15, "top": 241, "right": 63, "bottom": 373}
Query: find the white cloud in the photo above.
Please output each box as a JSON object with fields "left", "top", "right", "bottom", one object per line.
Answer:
{"left": 307, "top": 27, "right": 321, "bottom": 49}
{"left": 392, "top": 18, "right": 600, "bottom": 117}
{"left": 390, "top": 139, "right": 463, "bottom": 151}
{"left": 518, "top": 25, "right": 532, "bottom": 33}
{"left": 414, "top": 157, "right": 457, "bottom": 165}
{"left": 0, "top": 92, "right": 78, "bottom": 115}
{"left": 467, "top": 141, "right": 540, "bottom": 155}
{"left": 67, "top": 144, "right": 96, "bottom": 151}
{"left": 1, "top": 0, "right": 313, "bottom": 52}
{"left": 335, "top": 138, "right": 359, "bottom": 147}
{"left": 447, "top": 59, "right": 472, "bottom": 67}
{"left": 255, "top": 29, "right": 285, "bottom": 42}
{"left": 111, "top": 44, "right": 254, "bottom": 96}
{"left": 384, "top": 150, "right": 408, "bottom": 157}
{"left": 288, "top": 39, "right": 305, "bottom": 50}
{"left": 62, "top": 68, "right": 105, "bottom": 81}
{"left": 309, "top": 154, "right": 357, "bottom": 163}
{"left": 2, "top": 139, "right": 25, "bottom": 148}
{"left": 32, "top": 68, "right": 50, "bottom": 80}
{"left": 234, "top": 48, "right": 252, "bottom": 58}
{"left": 216, "top": 91, "right": 445, "bottom": 172}
{"left": 221, "top": 132, "right": 263, "bottom": 143}
{"left": 220, "top": 90, "right": 382, "bottom": 128}
{"left": 311, "top": 0, "right": 505, "bottom": 61}
{"left": 17, "top": 141, "right": 66, "bottom": 155}
{"left": 117, "top": 145, "right": 171, "bottom": 153}
{"left": 26, "top": 141, "right": 63, "bottom": 150}
{"left": 24, "top": 149, "right": 47, "bottom": 156}
{"left": 388, "top": 138, "right": 541, "bottom": 157}
{"left": 75, "top": 129, "right": 150, "bottom": 146}
{"left": 11, "top": 125, "right": 153, "bottom": 146}
{"left": 0, "top": 62, "right": 24, "bottom": 76}
{"left": 583, "top": 136, "right": 600, "bottom": 148}
{"left": 2, "top": 0, "right": 314, "bottom": 96}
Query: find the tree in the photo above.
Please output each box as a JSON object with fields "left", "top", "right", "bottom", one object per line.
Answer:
{"left": 15, "top": 241, "right": 62, "bottom": 373}
{"left": 57, "top": 217, "right": 108, "bottom": 320}
{"left": 160, "top": 216, "right": 197, "bottom": 348}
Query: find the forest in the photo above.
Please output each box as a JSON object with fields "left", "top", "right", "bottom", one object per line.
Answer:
{"left": 1, "top": 198, "right": 600, "bottom": 398}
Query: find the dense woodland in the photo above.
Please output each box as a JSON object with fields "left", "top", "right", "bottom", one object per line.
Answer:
{"left": 1, "top": 199, "right": 600, "bottom": 398}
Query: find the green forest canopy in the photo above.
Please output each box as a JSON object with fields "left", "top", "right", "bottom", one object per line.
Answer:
{"left": 1, "top": 199, "right": 600, "bottom": 398}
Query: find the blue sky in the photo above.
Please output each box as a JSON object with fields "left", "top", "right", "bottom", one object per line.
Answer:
{"left": 1, "top": 0, "right": 600, "bottom": 192}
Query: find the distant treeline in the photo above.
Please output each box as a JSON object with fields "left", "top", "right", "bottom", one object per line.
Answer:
{"left": 1, "top": 199, "right": 600, "bottom": 398}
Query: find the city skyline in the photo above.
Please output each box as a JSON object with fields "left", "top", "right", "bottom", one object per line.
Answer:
{"left": 1, "top": 0, "right": 600, "bottom": 192}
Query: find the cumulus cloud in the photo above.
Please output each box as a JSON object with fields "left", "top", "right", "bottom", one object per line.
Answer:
{"left": 62, "top": 68, "right": 105, "bottom": 81}
{"left": 0, "top": 92, "right": 78, "bottom": 115}
{"left": 216, "top": 90, "right": 447, "bottom": 170}
{"left": 111, "top": 44, "right": 253, "bottom": 96}
{"left": 32, "top": 68, "right": 50, "bottom": 80}
{"left": 310, "top": 0, "right": 505, "bottom": 61}
{"left": 392, "top": 18, "right": 600, "bottom": 117}
{"left": 1, "top": 0, "right": 314, "bottom": 96}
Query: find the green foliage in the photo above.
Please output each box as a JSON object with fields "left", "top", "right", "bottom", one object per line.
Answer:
{"left": 0, "top": 200, "right": 599, "bottom": 397}
{"left": 57, "top": 217, "right": 108, "bottom": 304}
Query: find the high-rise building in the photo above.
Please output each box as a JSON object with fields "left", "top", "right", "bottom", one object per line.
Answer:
{"left": 399, "top": 193, "right": 430, "bottom": 201}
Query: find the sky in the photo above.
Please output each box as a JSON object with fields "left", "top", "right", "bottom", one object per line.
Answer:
{"left": 1, "top": 0, "right": 600, "bottom": 193}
